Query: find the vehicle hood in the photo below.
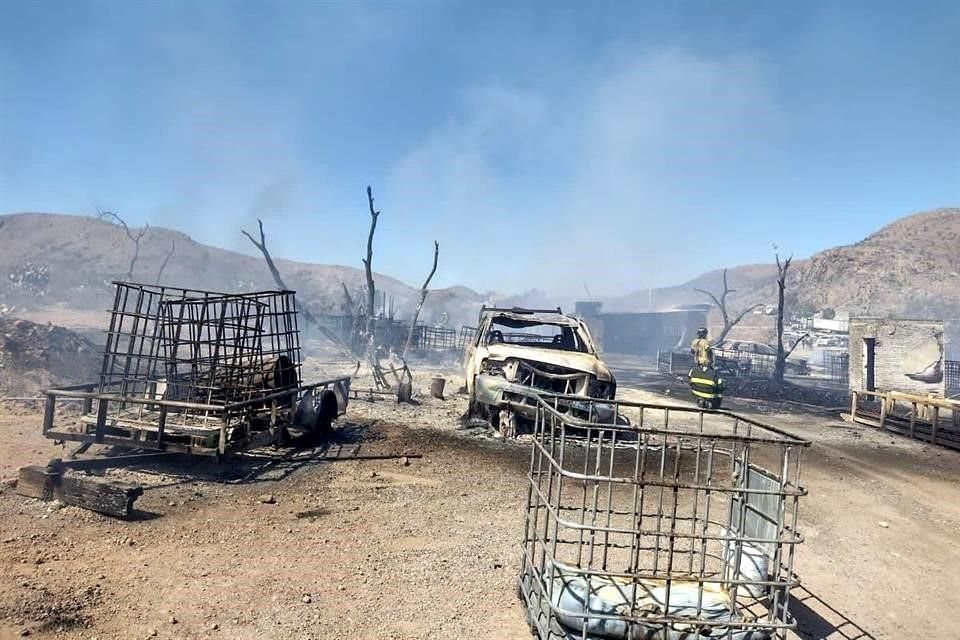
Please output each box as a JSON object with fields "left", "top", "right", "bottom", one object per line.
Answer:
{"left": 482, "top": 344, "right": 614, "bottom": 382}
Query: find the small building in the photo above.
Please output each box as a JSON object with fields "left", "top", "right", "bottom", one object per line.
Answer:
{"left": 574, "top": 301, "right": 708, "bottom": 356}
{"left": 812, "top": 310, "right": 850, "bottom": 334}
{"left": 848, "top": 317, "right": 945, "bottom": 395}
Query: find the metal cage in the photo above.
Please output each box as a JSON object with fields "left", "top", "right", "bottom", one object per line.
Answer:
{"left": 519, "top": 397, "right": 809, "bottom": 640}
{"left": 42, "top": 282, "right": 350, "bottom": 456}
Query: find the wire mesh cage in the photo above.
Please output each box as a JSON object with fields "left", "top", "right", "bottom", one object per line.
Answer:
{"left": 40, "top": 282, "right": 354, "bottom": 456}
{"left": 519, "top": 397, "right": 809, "bottom": 640}
{"left": 98, "top": 282, "right": 301, "bottom": 408}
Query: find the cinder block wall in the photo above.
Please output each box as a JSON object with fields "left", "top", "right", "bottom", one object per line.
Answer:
{"left": 849, "top": 318, "right": 945, "bottom": 394}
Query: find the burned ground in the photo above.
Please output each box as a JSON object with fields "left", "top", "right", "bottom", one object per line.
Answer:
{"left": 1, "top": 365, "right": 959, "bottom": 639}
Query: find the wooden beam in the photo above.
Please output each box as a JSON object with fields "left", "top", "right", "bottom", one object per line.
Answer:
{"left": 59, "top": 472, "right": 143, "bottom": 518}
{"left": 16, "top": 466, "right": 56, "bottom": 501}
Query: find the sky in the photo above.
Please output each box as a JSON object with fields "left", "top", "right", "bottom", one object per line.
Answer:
{"left": 1, "top": 0, "right": 958, "bottom": 297}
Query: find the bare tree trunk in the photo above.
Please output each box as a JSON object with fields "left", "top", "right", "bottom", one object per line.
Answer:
{"left": 98, "top": 210, "right": 148, "bottom": 281}
{"left": 773, "top": 254, "right": 793, "bottom": 384}
{"left": 363, "top": 186, "right": 380, "bottom": 338}
{"left": 340, "top": 282, "right": 355, "bottom": 314}
{"left": 241, "top": 219, "right": 353, "bottom": 353}
{"left": 401, "top": 241, "right": 439, "bottom": 358}
{"left": 361, "top": 186, "right": 390, "bottom": 389}
{"left": 155, "top": 239, "right": 175, "bottom": 285}
{"left": 694, "top": 268, "right": 761, "bottom": 345}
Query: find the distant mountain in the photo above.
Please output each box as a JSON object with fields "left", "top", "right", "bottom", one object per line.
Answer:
{"left": 609, "top": 208, "right": 960, "bottom": 323}
{"left": 2, "top": 208, "right": 958, "bottom": 345}
{"left": 0, "top": 213, "right": 484, "bottom": 328}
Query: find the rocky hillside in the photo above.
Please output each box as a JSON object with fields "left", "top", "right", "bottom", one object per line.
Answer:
{"left": 613, "top": 208, "right": 960, "bottom": 322}
{"left": 0, "top": 213, "right": 485, "bottom": 329}
{"left": 790, "top": 208, "right": 960, "bottom": 317}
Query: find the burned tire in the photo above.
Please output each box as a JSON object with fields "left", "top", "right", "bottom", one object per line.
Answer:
{"left": 315, "top": 389, "right": 339, "bottom": 435}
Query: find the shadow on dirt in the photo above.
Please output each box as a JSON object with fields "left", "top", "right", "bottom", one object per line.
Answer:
{"left": 92, "top": 421, "right": 385, "bottom": 490}
{"left": 790, "top": 584, "right": 877, "bottom": 640}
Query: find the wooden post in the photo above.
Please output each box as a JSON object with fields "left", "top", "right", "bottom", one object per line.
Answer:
{"left": 931, "top": 406, "right": 940, "bottom": 445}
{"left": 82, "top": 384, "right": 94, "bottom": 415}
{"left": 219, "top": 414, "right": 229, "bottom": 455}
{"left": 850, "top": 391, "right": 859, "bottom": 418}
{"left": 94, "top": 398, "right": 108, "bottom": 444}
{"left": 879, "top": 395, "right": 889, "bottom": 431}
{"left": 909, "top": 402, "right": 917, "bottom": 439}
{"left": 157, "top": 405, "right": 167, "bottom": 449}
{"left": 42, "top": 394, "right": 56, "bottom": 435}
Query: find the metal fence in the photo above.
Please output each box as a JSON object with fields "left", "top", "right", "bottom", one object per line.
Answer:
{"left": 656, "top": 350, "right": 694, "bottom": 374}
{"left": 412, "top": 325, "right": 458, "bottom": 352}
{"left": 946, "top": 360, "right": 960, "bottom": 395}
{"left": 713, "top": 349, "right": 776, "bottom": 378}
{"left": 519, "top": 395, "right": 810, "bottom": 640}
{"left": 825, "top": 352, "right": 849, "bottom": 385}
{"left": 458, "top": 326, "right": 476, "bottom": 350}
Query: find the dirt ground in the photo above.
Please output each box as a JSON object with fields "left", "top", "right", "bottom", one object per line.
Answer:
{"left": 1, "top": 360, "right": 959, "bottom": 640}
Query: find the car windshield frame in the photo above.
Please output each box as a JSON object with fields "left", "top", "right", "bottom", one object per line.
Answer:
{"left": 481, "top": 317, "right": 594, "bottom": 354}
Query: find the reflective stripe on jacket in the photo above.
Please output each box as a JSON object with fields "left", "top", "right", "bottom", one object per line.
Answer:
{"left": 688, "top": 368, "right": 723, "bottom": 399}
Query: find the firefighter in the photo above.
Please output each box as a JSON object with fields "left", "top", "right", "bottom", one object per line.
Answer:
{"left": 689, "top": 327, "right": 724, "bottom": 409}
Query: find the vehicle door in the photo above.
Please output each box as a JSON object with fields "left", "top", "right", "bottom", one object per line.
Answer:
{"left": 463, "top": 316, "right": 489, "bottom": 392}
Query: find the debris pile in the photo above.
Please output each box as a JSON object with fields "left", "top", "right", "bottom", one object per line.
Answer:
{"left": 0, "top": 317, "right": 99, "bottom": 396}
{"left": 723, "top": 377, "right": 848, "bottom": 407}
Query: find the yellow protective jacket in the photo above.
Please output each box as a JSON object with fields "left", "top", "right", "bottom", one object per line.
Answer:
{"left": 690, "top": 338, "right": 713, "bottom": 368}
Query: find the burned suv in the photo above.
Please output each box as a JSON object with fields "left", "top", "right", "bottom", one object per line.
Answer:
{"left": 464, "top": 307, "right": 616, "bottom": 436}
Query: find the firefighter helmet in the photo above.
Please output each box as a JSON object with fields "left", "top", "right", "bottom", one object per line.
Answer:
{"left": 696, "top": 327, "right": 708, "bottom": 339}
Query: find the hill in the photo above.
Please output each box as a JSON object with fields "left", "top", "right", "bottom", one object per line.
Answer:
{"left": 0, "top": 213, "right": 485, "bottom": 330}
{"left": 611, "top": 208, "right": 960, "bottom": 323}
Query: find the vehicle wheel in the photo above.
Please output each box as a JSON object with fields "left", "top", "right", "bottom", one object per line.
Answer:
{"left": 315, "top": 389, "right": 339, "bottom": 436}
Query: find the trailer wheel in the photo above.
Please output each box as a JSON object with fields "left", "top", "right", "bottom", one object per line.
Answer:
{"left": 315, "top": 389, "right": 339, "bottom": 434}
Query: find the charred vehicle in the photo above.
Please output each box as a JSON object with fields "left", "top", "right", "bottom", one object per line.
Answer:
{"left": 464, "top": 307, "right": 617, "bottom": 436}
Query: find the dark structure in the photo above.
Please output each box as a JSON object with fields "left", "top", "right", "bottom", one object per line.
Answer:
{"left": 575, "top": 301, "right": 708, "bottom": 356}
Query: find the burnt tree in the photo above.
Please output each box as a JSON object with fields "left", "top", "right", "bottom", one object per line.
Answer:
{"left": 773, "top": 253, "right": 793, "bottom": 384}
{"left": 401, "top": 241, "right": 440, "bottom": 358}
{"left": 241, "top": 219, "right": 316, "bottom": 324}
{"left": 363, "top": 186, "right": 380, "bottom": 338}
{"left": 241, "top": 219, "right": 351, "bottom": 352}
{"left": 155, "top": 239, "right": 175, "bottom": 285}
{"left": 361, "top": 186, "right": 389, "bottom": 389}
{"left": 98, "top": 210, "right": 148, "bottom": 281}
{"left": 694, "top": 269, "right": 761, "bottom": 345}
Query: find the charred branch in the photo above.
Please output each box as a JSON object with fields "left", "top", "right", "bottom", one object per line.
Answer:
{"left": 98, "top": 209, "right": 148, "bottom": 281}
{"left": 360, "top": 186, "right": 390, "bottom": 389}
{"left": 340, "top": 282, "right": 355, "bottom": 315}
{"left": 155, "top": 239, "right": 175, "bottom": 285}
{"left": 241, "top": 219, "right": 351, "bottom": 352}
{"left": 773, "top": 252, "right": 794, "bottom": 383}
{"left": 785, "top": 332, "right": 809, "bottom": 359}
{"left": 401, "top": 241, "right": 440, "bottom": 358}
{"left": 694, "top": 268, "right": 761, "bottom": 344}
{"left": 363, "top": 186, "right": 380, "bottom": 337}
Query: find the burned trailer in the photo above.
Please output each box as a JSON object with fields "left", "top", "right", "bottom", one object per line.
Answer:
{"left": 41, "top": 282, "right": 350, "bottom": 457}
{"left": 464, "top": 307, "right": 618, "bottom": 436}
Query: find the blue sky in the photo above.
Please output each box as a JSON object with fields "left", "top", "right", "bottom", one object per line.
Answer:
{"left": 1, "top": 0, "right": 957, "bottom": 296}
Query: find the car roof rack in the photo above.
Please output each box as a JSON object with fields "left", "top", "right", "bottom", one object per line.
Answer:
{"left": 480, "top": 305, "right": 563, "bottom": 314}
